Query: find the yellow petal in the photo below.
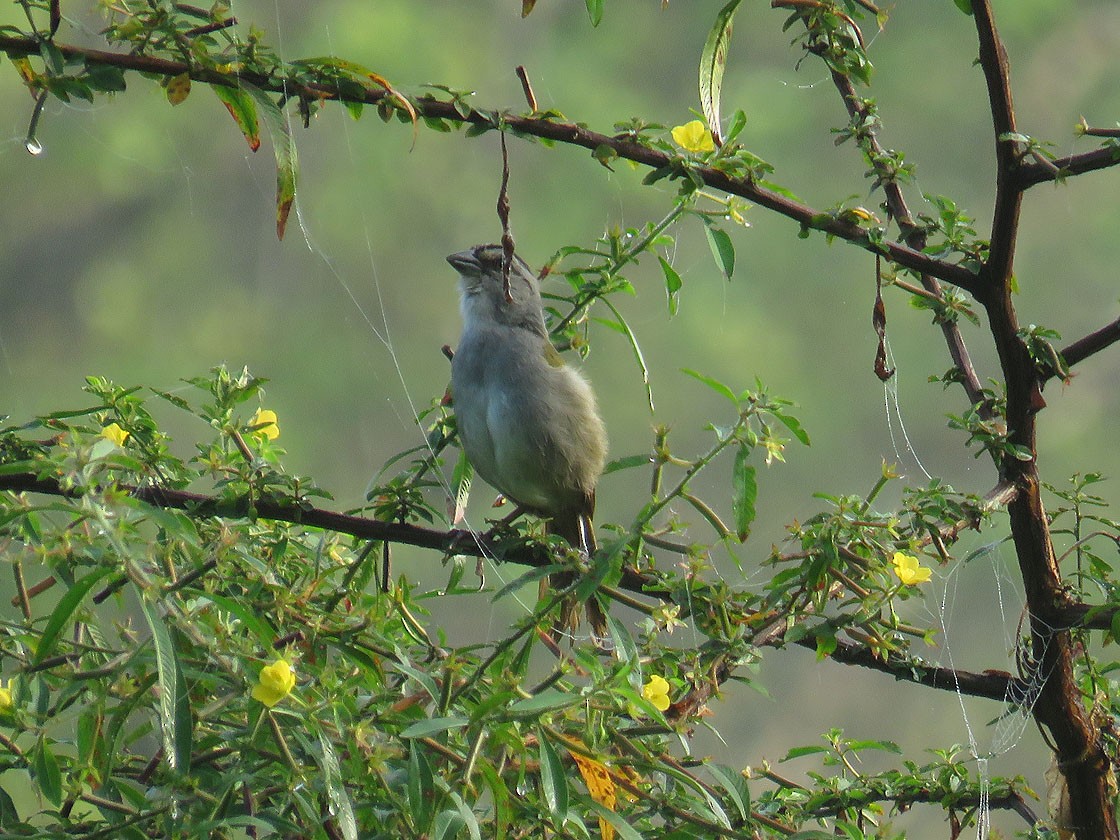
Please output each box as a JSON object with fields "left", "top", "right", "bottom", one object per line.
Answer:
{"left": 252, "top": 659, "right": 295, "bottom": 707}
{"left": 250, "top": 409, "right": 280, "bottom": 441}
{"left": 101, "top": 423, "right": 129, "bottom": 447}
{"left": 670, "top": 120, "right": 715, "bottom": 153}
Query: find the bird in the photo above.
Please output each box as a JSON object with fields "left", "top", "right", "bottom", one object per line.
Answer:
{"left": 448, "top": 243, "right": 609, "bottom": 640}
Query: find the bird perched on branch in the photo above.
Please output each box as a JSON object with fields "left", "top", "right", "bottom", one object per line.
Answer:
{"left": 448, "top": 243, "right": 609, "bottom": 640}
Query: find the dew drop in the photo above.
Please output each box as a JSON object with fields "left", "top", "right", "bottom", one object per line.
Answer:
{"left": 25, "top": 137, "right": 43, "bottom": 156}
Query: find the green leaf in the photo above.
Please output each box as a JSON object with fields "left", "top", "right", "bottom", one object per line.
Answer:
{"left": 431, "top": 811, "right": 466, "bottom": 840}
{"left": 698, "top": 0, "right": 743, "bottom": 145}
{"left": 318, "top": 734, "right": 358, "bottom": 840}
{"left": 447, "top": 790, "right": 483, "bottom": 840}
{"left": 585, "top": 800, "right": 645, "bottom": 840}
{"left": 200, "top": 592, "right": 276, "bottom": 649}
{"left": 400, "top": 716, "right": 470, "bottom": 738}
{"left": 407, "top": 745, "right": 436, "bottom": 829}
{"left": 31, "top": 737, "right": 62, "bottom": 806}
{"left": 139, "top": 597, "right": 192, "bottom": 772}
{"left": 510, "top": 690, "right": 579, "bottom": 717}
{"left": 704, "top": 763, "right": 750, "bottom": 821}
{"left": 592, "top": 143, "right": 617, "bottom": 169}
{"left": 584, "top": 0, "right": 604, "bottom": 26}
{"left": 681, "top": 368, "right": 738, "bottom": 406}
{"left": 537, "top": 733, "right": 569, "bottom": 823}
{"left": 33, "top": 567, "right": 114, "bottom": 666}
{"left": 476, "top": 763, "right": 511, "bottom": 840}
{"left": 725, "top": 108, "right": 748, "bottom": 143}
{"left": 240, "top": 81, "right": 297, "bottom": 240}
{"left": 731, "top": 446, "right": 757, "bottom": 542}
{"left": 84, "top": 63, "right": 126, "bottom": 92}
{"left": 774, "top": 411, "right": 811, "bottom": 446}
{"left": 603, "top": 454, "right": 652, "bottom": 475}
{"left": 953, "top": 0, "right": 974, "bottom": 15}
{"left": 658, "top": 256, "right": 683, "bottom": 316}
{"left": 781, "top": 744, "right": 830, "bottom": 761}
{"left": 0, "top": 783, "right": 17, "bottom": 826}
{"left": 702, "top": 221, "right": 736, "bottom": 279}
{"left": 212, "top": 84, "right": 261, "bottom": 152}
{"left": 600, "top": 296, "right": 654, "bottom": 413}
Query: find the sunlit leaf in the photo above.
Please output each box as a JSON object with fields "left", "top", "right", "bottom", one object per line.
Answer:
{"left": 165, "top": 72, "right": 191, "bottom": 106}
{"left": 241, "top": 82, "right": 298, "bottom": 240}
{"left": 699, "top": 0, "right": 743, "bottom": 146}
{"left": 212, "top": 84, "right": 261, "bottom": 151}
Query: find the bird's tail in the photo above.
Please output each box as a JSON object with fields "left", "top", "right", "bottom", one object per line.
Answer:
{"left": 542, "top": 511, "right": 609, "bottom": 644}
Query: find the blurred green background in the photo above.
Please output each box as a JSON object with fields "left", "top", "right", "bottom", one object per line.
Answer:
{"left": 2, "top": 1, "right": 1119, "bottom": 834}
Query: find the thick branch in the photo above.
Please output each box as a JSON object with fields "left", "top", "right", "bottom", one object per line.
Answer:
{"left": 971, "top": 0, "right": 1021, "bottom": 294}
{"left": 970, "top": 4, "right": 1116, "bottom": 835}
{"left": 0, "top": 33, "right": 984, "bottom": 296}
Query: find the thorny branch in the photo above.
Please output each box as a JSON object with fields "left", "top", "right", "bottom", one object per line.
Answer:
{"left": 0, "top": 33, "right": 983, "bottom": 295}
{"left": 808, "top": 32, "right": 991, "bottom": 416}
{"left": 970, "top": 1, "right": 1117, "bottom": 837}
{"left": 0, "top": 470, "right": 1024, "bottom": 704}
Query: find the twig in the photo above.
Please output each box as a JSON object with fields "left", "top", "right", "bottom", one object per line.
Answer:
{"left": 514, "top": 65, "right": 537, "bottom": 112}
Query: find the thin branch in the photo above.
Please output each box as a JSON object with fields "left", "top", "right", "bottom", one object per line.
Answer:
{"left": 0, "top": 33, "right": 984, "bottom": 296}
{"left": 1018, "top": 145, "right": 1120, "bottom": 189}
{"left": 814, "top": 51, "right": 990, "bottom": 415}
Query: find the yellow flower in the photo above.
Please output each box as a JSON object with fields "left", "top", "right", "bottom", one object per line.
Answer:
{"left": 642, "top": 675, "right": 671, "bottom": 712}
{"left": 250, "top": 409, "right": 280, "bottom": 441}
{"left": 670, "top": 120, "right": 715, "bottom": 153}
{"left": 891, "top": 552, "right": 932, "bottom": 586}
{"left": 252, "top": 659, "right": 296, "bottom": 707}
{"left": 0, "top": 680, "right": 12, "bottom": 712}
{"left": 101, "top": 423, "right": 129, "bottom": 447}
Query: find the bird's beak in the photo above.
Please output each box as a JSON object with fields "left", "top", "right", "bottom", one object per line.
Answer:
{"left": 446, "top": 249, "right": 480, "bottom": 274}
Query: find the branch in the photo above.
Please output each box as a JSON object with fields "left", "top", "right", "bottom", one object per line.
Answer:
{"left": 971, "top": 0, "right": 1022, "bottom": 292}
{"left": 4, "top": 470, "right": 1024, "bottom": 704}
{"left": 0, "top": 33, "right": 984, "bottom": 296}
{"left": 1056, "top": 315, "right": 1120, "bottom": 374}
{"left": 813, "top": 44, "right": 990, "bottom": 414}
{"left": 808, "top": 635, "right": 1025, "bottom": 701}
{"left": 1018, "top": 145, "right": 1120, "bottom": 189}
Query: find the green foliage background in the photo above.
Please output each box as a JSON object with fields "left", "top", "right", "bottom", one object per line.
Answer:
{"left": 1, "top": 1, "right": 1120, "bottom": 837}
